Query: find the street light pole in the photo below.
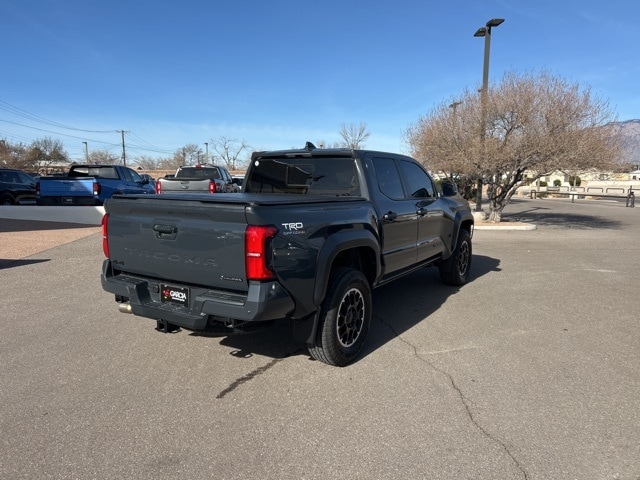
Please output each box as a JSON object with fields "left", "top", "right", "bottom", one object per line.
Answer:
{"left": 82, "top": 141, "right": 88, "bottom": 163}
{"left": 204, "top": 142, "right": 209, "bottom": 164}
{"left": 473, "top": 18, "right": 504, "bottom": 213}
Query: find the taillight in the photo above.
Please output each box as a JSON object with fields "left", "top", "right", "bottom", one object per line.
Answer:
{"left": 93, "top": 182, "right": 101, "bottom": 196}
{"left": 245, "top": 225, "right": 278, "bottom": 281}
{"left": 36, "top": 181, "right": 40, "bottom": 195}
{"left": 209, "top": 180, "right": 217, "bottom": 193}
{"left": 101, "top": 214, "right": 110, "bottom": 258}
{"left": 155, "top": 181, "right": 162, "bottom": 194}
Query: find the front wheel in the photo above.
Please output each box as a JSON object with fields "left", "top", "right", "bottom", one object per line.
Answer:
{"left": 308, "top": 268, "right": 372, "bottom": 367}
{"left": 439, "top": 229, "right": 472, "bottom": 286}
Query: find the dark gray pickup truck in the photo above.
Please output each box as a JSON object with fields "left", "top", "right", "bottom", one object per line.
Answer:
{"left": 101, "top": 143, "right": 474, "bottom": 366}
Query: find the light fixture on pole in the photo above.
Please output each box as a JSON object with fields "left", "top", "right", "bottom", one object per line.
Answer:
{"left": 473, "top": 18, "right": 504, "bottom": 213}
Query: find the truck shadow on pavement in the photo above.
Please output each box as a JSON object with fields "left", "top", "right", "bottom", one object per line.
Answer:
{"left": 503, "top": 204, "right": 625, "bottom": 230}
{"left": 359, "top": 254, "right": 501, "bottom": 363}
{"left": 212, "top": 254, "right": 501, "bottom": 366}
{"left": 0, "top": 258, "right": 50, "bottom": 270}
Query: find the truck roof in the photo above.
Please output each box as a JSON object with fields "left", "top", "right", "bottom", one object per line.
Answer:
{"left": 251, "top": 142, "right": 413, "bottom": 161}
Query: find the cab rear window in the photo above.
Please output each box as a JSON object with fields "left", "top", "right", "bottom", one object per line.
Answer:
{"left": 245, "top": 158, "right": 360, "bottom": 196}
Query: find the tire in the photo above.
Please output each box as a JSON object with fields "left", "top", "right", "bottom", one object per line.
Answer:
{"left": 0, "top": 195, "right": 15, "bottom": 206}
{"left": 308, "top": 268, "right": 372, "bottom": 367}
{"left": 439, "top": 229, "right": 472, "bottom": 286}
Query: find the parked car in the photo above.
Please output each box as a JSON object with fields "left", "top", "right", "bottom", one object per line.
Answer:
{"left": 155, "top": 164, "right": 239, "bottom": 194}
{"left": 138, "top": 173, "right": 156, "bottom": 190}
{"left": 36, "top": 165, "right": 155, "bottom": 206}
{"left": 0, "top": 168, "right": 37, "bottom": 205}
{"left": 231, "top": 174, "right": 245, "bottom": 191}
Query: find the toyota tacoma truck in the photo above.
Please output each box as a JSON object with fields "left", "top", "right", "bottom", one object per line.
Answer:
{"left": 155, "top": 164, "right": 239, "bottom": 194}
{"left": 101, "top": 143, "right": 474, "bottom": 366}
{"left": 36, "top": 164, "right": 155, "bottom": 206}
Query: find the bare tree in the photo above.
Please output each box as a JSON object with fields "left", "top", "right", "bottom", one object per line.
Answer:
{"left": 88, "top": 149, "right": 120, "bottom": 165}
{"left": 161, "top": 144, "right": 203, "bottom": 170}
{"left": 135, "top": 155, "right": 162, "bottom": 170}
{"left": 405, "top": 70, "right": 621, "bottom": 222}
{"left": 0, "top": 140, "right": 32, "bottom": 170}
{"left": 339, "top": 122, "right": 370, "bottom": 149}
{"left": 210, "top": 137, "right": 251, "bottom": 171}
{"left": 26, "top": 137, "right": 70, "bottom": 173}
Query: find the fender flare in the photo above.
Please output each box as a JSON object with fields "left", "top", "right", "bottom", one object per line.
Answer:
{"left": 448, "top": 211, "right": 474, "bottom": 258}
{"left": 293, "top": 228, "right": 380, "bottom": 345}
{"left": 312, "top": 228, "right": 380, "bottom": 307}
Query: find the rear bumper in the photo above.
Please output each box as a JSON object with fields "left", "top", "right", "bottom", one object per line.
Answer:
{"left": 37, "top": 196, "right": 102, "bottom": 206}
{"left": 101, "top": 260, "right": 295, "bottom": 330}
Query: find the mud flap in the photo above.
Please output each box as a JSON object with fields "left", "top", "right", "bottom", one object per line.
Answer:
{"left": 292, "top": 311, "right": 320, "bottom": 344}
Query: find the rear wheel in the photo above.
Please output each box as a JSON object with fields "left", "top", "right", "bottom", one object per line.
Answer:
{"left": 1, "top": 195, "right": 15, "bottom": 206}
{"left": 439, "top": 229, "right": 472, "bottom": 286}
{"left": 308, "top": 268, "right": 372, "bottom": 367}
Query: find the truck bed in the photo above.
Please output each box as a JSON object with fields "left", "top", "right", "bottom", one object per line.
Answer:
{"left": 105, "top": 193, "right": 366, "bottom": 289}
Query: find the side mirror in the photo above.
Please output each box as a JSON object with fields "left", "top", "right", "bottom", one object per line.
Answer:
{"left": 441, "top": 182, "right": 458, "bottom": 197}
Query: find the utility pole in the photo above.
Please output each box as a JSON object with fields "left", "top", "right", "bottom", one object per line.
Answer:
{"left": 118, "top": 130, "right": 129, "bottom": 166}
{"left": 204, "top": 142, "right": 209, "bottom": 164}
{"left": 82, "top": 141, "right": 89, "bottom": 163}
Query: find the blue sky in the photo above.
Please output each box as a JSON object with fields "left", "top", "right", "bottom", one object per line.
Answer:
{"left": 1, "top": 0, "right": 639, "bottom": 162}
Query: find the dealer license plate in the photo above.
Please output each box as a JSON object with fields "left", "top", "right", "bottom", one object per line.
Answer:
{"left": 161, "top": 285, "right": 189, "bottom": 306}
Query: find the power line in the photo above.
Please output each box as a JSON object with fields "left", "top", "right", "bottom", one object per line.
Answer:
{"left": 0, "top": 100, "right": 178, "bottom": 158}
{"left": 0, "top": 118, "right": 117, "bottom": 146}
{"left": 128, "top": 131, "right": 174, "bottom": 154}
{"left": 0, "top": 99, "right": 114, "bottom": 133}
{"left": 1, "top": 118, "right": 173, "bottom": 156}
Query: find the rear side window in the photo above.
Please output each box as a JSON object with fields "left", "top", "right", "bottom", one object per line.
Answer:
{"left": 0, "top": 171, "right": 19, "bottom": 183}
{"left": 372, "top": 157, "right": 405, "bottom": 199}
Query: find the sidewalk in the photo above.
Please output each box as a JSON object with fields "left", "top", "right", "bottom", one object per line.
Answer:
{"left": 0, "top": 218, "right": 100, "bottom": 262}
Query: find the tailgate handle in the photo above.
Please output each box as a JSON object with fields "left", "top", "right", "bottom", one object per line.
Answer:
{"left": 153, "top": 223, "right": 178, "bottom": 239}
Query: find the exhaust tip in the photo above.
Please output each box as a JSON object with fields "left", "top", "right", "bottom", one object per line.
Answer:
{"left": 118, "top": 303, "right": 132, "bottom": 314}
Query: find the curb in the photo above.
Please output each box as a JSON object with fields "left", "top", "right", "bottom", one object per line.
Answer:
{"left": 475, "top": 223, "right": 537, "bottom": 231}
{"left": 471, "top": 209, "right": 537, "bottom": 230}
{"left": 0, "top": 206, "right": 105, "bottom": 225}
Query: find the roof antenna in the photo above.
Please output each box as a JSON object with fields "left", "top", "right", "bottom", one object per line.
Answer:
{"left": 304, "top": 142, "right": 317, "bottom": 151}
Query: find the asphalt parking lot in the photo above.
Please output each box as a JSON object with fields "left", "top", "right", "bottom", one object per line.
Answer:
{"left": 0, "top": 197, "right": 638, "bottom": 480}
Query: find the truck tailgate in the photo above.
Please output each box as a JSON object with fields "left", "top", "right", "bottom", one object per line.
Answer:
{"left": 105, "top": 195, "right": 249, "bottom": 291}
{"left": 40, "top": 177, "right": 94, "bottom": 196}
{"left": 159, "top": 178, "right": 211, "bottom": 191}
